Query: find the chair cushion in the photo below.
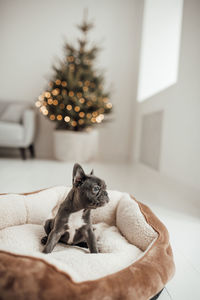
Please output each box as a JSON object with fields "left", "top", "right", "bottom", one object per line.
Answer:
{"left": 0, "top": 121, "right": 24, "bottom": 147}
{"left": 0, "top": 104, "right": 26, "bottom": 123}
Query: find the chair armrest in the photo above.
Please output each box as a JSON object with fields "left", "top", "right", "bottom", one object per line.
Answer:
{"left": 22, "top": 109, "right": 35, "bottom": 147}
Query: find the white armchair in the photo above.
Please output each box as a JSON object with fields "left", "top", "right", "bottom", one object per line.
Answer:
{"left": 0, "top": 103, "right": 35, "bottom": 159}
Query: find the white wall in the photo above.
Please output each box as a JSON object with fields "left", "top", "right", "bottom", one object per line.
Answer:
{"left": 0, "top": 0, "right": 142, "bottom": 161}
{"left": 133, "top": 0, "right": 200, "bottom": 190}
{"left": 137, "top": 0, "right": 183, "bottom": 102}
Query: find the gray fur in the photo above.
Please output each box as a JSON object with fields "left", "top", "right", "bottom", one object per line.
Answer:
{"left": 41, "top": 163, "right": 109, "bottom": 254}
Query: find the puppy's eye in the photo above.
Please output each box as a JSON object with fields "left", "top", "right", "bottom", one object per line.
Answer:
{"left": 92, "top": 185, "right": 100, "bottom": 194}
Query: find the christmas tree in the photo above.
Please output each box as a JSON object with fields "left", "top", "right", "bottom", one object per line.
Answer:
{"left": 35, "top": 14, "right": 112, "bottom": 131}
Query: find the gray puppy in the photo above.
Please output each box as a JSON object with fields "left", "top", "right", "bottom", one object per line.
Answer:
{"left": 41, "top": 163, "right": 109, "bottom": 254}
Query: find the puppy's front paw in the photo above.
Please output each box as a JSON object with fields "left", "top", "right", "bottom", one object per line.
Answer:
{"left": 41, "top": 236, "right": 48, "bottom": 245}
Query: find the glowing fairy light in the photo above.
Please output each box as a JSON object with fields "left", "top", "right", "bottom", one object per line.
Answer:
{"left": 87, "top": 101, "right": 92, "bottom": 107}
{"left": 53, "top": 100, "right": 58, "bottom": 106}
{"left": 83, "top": 86, "right": 88, "bottom": 92}
{"left": 45, "top": 92, "right": 51, "bottom": 98}
{"left": 79, "top": 112, "right": 85, "bottom": 118}
{"left": 96, "top": 114, "right": 104, "bottom": 123}
{"left": 92, "top": 111, "right": 98, "bottom": 117}
{"left": 64, "top": 116, "right": 70, "bottom": 122}
{"left": 50, "top": 114, "right": 55, "bottom": 120}
{"left": 86, "top": 113, "right": 92, "bottom": 119}
{"left": 66, "top": 104, "right": 72, "bottom": 110}
{"left": 78, "top": 119, "right": 84, "bottom": 125}
{"left": 74, "top": 106, "right": 80, "bottom": 112}
{"left": 52, "top": 89, "right": 60, "bottom": 96}
{"left": 55, "top": 79, "right": 61, "bottom": 85}
{"left": 69, "top": 91, "right": 74, "bottom": 97}
{"left": 57, "top": 114, "right": 62, "bottom": 121}
{"left": 84, "top": 80, "right": 90, "bottom": 87}
{"left": 71, "top": 120, "right": 77, "bottom": 127}
{"left": 40, "top": 106, "right": 48, "bottom": 115}
{"left": 38, "top": 95, "right": 44, "bottom": 101}
{"left": 61, "top": 81, "right": 67, "bottom": 87}
{"left": 35, "top": 101, "right": 41, "bottom": 108}
{"left": 106, "top": 103, "right": 112, "bottom": 109}
{"left": 77, "top": 92, "right": 82, "bottom": 98}
{"left": 79, "top": 98, "right": 85, "bottom": 104}
{"left": 47, "top": 98, "right": 53, "bottom": 105}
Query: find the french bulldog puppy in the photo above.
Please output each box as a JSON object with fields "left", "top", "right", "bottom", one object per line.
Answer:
{"left": 41, "top": 163, "right": 109, "bottom": 254}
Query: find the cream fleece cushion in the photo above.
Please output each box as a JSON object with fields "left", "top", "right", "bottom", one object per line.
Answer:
{"left": 0, "top": 186, "right": 157, "bottom": 282}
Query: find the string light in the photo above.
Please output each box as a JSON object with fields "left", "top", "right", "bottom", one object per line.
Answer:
{"left": 66, "top": 104, "right": 72, "bottom": 111}
{"left": 45, "top": 92, "right": 51, "bottom": 98}
{"left": 91, "top": 117, "right": 96, "bottom": 123}
{"left": 64, "top": 116, "right": 70, "bottom": 122}
{"left": 69, "top": 91, "right": 74, "bottom": 97}
{"left": 40, "top": 106, "right": 48, "bottom": 115}
{"left": 57, "top": 114, "right": 62, "bottom": 121}
{"left": 86, "top": 113, "right": 92, "bottom": 119}
{"left": 103, "top": 97, "right": 109, "bottom": 103}
{"left": 61, "top": 81, "right": 67, "bottom": 87}
{"left": 78, "top": 119, "right": 84, "bottom": 125}
{"left": 43, "top": 110, "right": 48, "bottom": 116}
{"left": 79, "top": 112, "right": 85, "bottom": 118}
{"left": 38, "top": 95, "right": 44, "bottom": 101}
{"left": 52, "top": 89, "right": 60, "bottom": 96}
{"left": 84, "top": 80, "right": 90, "bottom": 87}
{"left": 53, "top": 100, "right": 58, "bottom": 106}
{"left": 74, "top": 106, "right": 80, "bottom": 112}
{"left": 50, "top": 114, "right": 55, "bottom": 120}
{"left": 79, "top": 98, "right": 85, "bottom": 104}
{"left": 78, "top": 81, "right": 83, "bottom": 87}
{"left": 106, "top": 103, "right": 112, "bottom": 109}
{"left": 87, "top": 101, "right": 92, "bottom": 107}
{"left": 55, "top": 79, "right": 61, "bottom": 85}
{"left": 35, "top": 101, "right": 41, "bottom": 107}
{"left": 83, "top": 86, "right": 88, "bottom": 92}
{"left": 71, "top": 121, "right": 77, "bottom": 127}
{"left": 96, "top": 114, "right": 104, "bottom": 123}
{"left": 92, "top": 111, "right": 98, "bottom": 117}
{"left": 77, "top": 92, "right": 82, "bottom": 98}
{"left": 47, "top": 98, "right": 53, "bottom": 105}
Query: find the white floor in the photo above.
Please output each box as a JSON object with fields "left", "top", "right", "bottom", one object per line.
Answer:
{"left": 0, "top": 158, "right": 200, "bottom": 300}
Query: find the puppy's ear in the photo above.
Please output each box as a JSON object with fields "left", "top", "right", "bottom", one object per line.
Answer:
{"left": 90, "top": 169, "right": 94, "bottom": 175}
{"left": 73, "top": 163, "right": 86, "bottom": 186}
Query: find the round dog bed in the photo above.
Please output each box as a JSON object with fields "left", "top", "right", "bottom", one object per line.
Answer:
{"left": 0, "top": 186, "right": 175, "bottom": 300}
